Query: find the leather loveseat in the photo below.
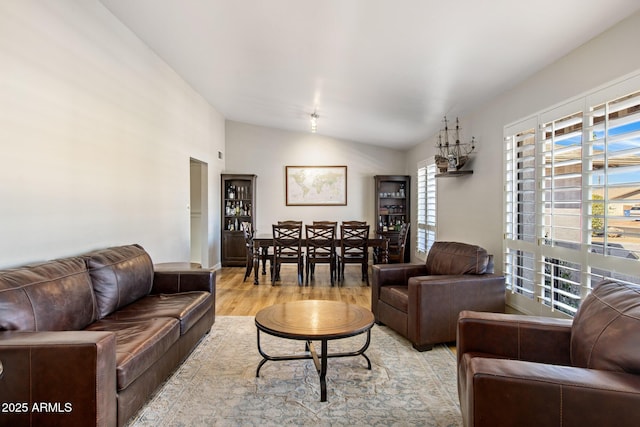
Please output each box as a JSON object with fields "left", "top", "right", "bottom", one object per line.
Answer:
{"left": 371, "top": 241, "right": 505, "bottom": 351}
{"left": 457, "top": 279, "right": 640, "bottom": 427}
{"left": 0, "top": 244, "right": 215, "bottom": 427}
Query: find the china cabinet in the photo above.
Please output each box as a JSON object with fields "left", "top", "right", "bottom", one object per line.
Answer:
{"left": 221, "top": 174, "right": 256, "bottom": 266}
{"left": 374, "top": 175, "right": 410, "bottom": 262}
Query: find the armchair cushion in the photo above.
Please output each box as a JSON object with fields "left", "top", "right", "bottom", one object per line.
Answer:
{"left": 425, "top": 241, "right": 489, "bottom": 275}
{"left": 379, "top": 286, "right": 409, "bottom": 313}
{"left": 571, "top": 279, "right": 640, "bottom": 374}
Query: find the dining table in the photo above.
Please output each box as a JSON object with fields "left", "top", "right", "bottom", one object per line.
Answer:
{"left": 251, "top": 233, "right": 389, "bottom": 285}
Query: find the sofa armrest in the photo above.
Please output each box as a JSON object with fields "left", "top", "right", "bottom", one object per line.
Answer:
{"left": 406, "top": 274, "right": 506, "bottom": 348}
{"left": 461, "top": 356, "right": 640, "bottom": 427}
{"left": 371, "top": 263, "right": 427, "bottom": 317}
{"left": 0, "top": 331, "right": 116, "bottom": 427}
{"left": 457, "top": 310, "right": 573, "bottom": 366}
{"left": 152, "top": 269, "right": 215, "bottom": 294}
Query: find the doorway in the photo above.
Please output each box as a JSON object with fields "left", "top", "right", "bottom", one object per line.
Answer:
{"left": 190, "top": 158, "right": 209, "bottom": 267}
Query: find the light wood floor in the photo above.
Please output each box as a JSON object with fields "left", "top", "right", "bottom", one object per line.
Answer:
{"left": 215, "top": 264, "right": 459, "bottom": 354}
{"left": 216, "top": 264, "right": 372, "bottom": 316}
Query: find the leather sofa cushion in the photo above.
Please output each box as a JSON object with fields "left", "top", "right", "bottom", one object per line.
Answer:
{"left": 85, "top": 317, "right": 180, "bottom": 390}
{"left": 85, "top": 244, "right": 154, "bottom": 319}
{"left": 379, "top": 286, "right": 409, "bottom": 313}
{"left": 425, "top": 242, "right": 488, "bottom": 275}
{"left": 571, "top": 279, "right": 640, "bottom": 374}
{"left": 0, "top": 257, "right": 96, "bottom": 331}
{"left": 105, "top": 291, "right": 213, "bottom": 335}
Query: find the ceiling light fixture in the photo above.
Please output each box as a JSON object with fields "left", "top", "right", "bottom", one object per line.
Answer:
{"left": 310, "top": 111, "right": 318, "bottom": 133}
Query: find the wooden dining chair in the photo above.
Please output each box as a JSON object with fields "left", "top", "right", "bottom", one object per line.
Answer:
{"left": 388, "top": 222, "right": 410, "bottom": 263}
{"left": 305, "top": 224, "right": 337, "bottom": 285}
{"left": 272, "top": 223, "right": 304, "bottom": 285}
{"left": 314, "top": 221, "right": 338, "bottom": 274}
{"left": 241, "top": 222, "right": 255, "bottom": 282}
{"left": 338, "top": 224, "right": 370, "bottom": 285}
{"left": 242, "top": 222, "right": 271, "bottom": 281}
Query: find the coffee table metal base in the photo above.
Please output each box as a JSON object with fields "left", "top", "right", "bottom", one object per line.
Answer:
{"left": 255, "top": 328, "right": 372, "bottom": 402}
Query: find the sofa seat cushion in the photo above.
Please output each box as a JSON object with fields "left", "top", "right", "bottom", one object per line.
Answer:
{"left": 84, "top": 244, "right": 154, "bottom": 319}
{"left": 85, "top": 317, "right": 179, "bottom": 390}
{"left": 379, "top": 286, "right": 409, "bottom": 313}
{"left": 0, "top": 257, "right": 96, "bottom": 331}
{"left": 571, "top": 279, "right": 640, "bottom": 374}
{"left": 105, "top": 292, "right": 213, "bottom": 335}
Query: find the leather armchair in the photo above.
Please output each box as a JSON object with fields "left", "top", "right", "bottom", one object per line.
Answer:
{"left": 371, "top": 241, "right": 505, "bottom": 351}
{"left": 457, "top": 279, "right": 640, "bottom": 427}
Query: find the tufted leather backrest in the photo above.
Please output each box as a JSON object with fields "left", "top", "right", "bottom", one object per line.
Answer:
{"left": 0, "top": 257, "right": 97, "bottom": 331}
{"left": 425, "top": 241, "right": 489, "bottom": 275}
{"left": 571, "top": 279, "right": 640, "bottom": 374}
{"left": 84, "top": 244, "right": 154, "bottom": 319}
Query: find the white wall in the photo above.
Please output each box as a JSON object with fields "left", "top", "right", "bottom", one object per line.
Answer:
{"left": 4, "top": 2, "right": 638, "bottom": 280}
{"left": 0, "top": 1, "right": 225, "bottom": 268}
{"left": 225, "top": 121, "right": 407, "bottom": 233}
{"left": 406, "top": 11, "right": 640, "bottom": 315}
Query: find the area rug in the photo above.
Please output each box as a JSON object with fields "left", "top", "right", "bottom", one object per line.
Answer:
{"left": 127, "top": 316, "right": 462, "bottom": 426}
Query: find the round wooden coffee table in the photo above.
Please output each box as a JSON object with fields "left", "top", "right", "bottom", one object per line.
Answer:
{"left": 254, "top": 300, "right": 375, "bottom": 402}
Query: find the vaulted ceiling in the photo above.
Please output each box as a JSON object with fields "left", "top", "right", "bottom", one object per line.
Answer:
{"left": 100, "top": 0, "right": 640, "bottom": 149}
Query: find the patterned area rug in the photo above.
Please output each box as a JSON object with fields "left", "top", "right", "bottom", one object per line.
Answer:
{"left": 127, "top": 316, "right": 462, "bottom": 426}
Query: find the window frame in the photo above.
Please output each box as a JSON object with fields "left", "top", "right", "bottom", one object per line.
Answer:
{"left": 416, "top": 160, "right": 437, "bottom": 259}
{"left": 503, "top": 72, "right": 640, "bottom": 317}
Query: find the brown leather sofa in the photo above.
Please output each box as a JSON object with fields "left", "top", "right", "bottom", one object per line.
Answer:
{"left": 0, "top": 244, "right": 215, "bottom": 427}
{"left": 371, "top": 241, "right": 505, "bottom": 351}
{"left": 457, "top": 279, "right": 640, "bottom": 427}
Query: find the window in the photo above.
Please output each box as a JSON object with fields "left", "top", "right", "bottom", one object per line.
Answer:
{"left": 504, "top": 75, "right": 640, "bottom": 316}
{"left": 417, "top": 160, "right": 437, "bottom": 257}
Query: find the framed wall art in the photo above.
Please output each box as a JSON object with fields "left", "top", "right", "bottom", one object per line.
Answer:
{"left": 285, "top": 165, "right": 347, "bottom": 206}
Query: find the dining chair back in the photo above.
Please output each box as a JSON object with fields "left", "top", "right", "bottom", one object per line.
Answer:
{"left": 388, "top": 222, "right": 410, "bottom": 263}
{"left": 272, "top": 223, "right": 304, "bottom": 285}
{"left": 241, "top": 222, "right": 254, "bottom": 281}
{"left": 313, "top": 220, "right": 338, "bottom": 227}
{"left": 305, "top": 224, "right": 337, "bottom": 285}
{"left": 342, "top": 220, "right": 367, "bottom": 226}
{"left": 278, "top": 220, "right": 303, "bottom": 226}
{"left": 339, "top": 224, "right": 370, "bottom": 285}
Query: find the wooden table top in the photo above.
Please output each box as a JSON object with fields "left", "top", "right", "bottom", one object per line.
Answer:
{"left": 255, "top": 300, "right": 374, "bottom": 340}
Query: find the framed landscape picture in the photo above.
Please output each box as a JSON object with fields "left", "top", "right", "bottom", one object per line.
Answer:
{"left": 285, "top": 165, "right": 347, "bottom": 206}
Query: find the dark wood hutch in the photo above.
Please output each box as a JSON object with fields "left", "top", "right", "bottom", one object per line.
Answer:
{"left": 221, "top": 174, "right": 256, "bottom": 266}
{"left": 374, "top": 175, "right": 410, "bottom": 262}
